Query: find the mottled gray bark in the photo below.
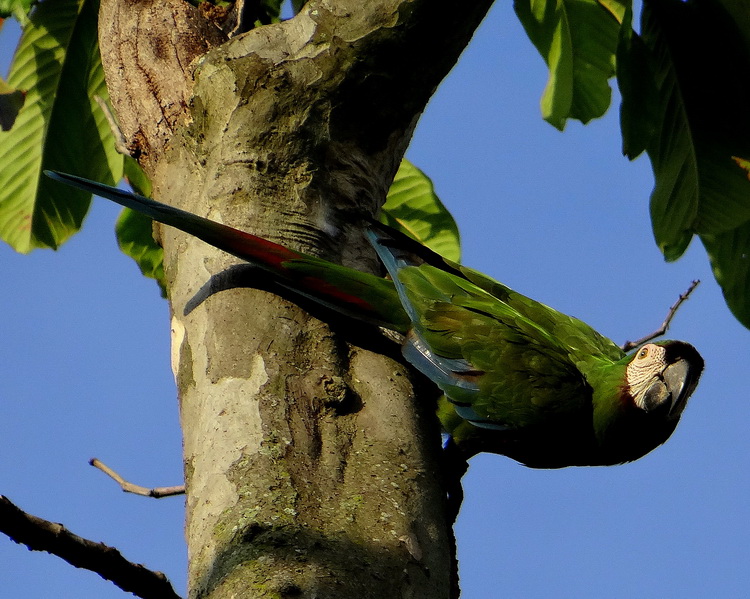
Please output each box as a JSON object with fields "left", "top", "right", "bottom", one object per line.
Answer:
{"left": 98, "top": 1, "right": 493, "bottom": 597}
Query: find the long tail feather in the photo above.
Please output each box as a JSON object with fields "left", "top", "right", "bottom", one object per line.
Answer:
{"left": 45, "top": 171, "right": 410, "bottom": 331}
{"left": 45, "top": 171, "right": 305, "bottom": 270}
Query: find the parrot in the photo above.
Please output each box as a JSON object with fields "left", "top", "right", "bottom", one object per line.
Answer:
{"left": 45, "top": 170, "right": 704, "bottom": 469}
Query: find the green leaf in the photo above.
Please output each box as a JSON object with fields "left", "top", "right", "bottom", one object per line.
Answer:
{"left": 381, "top": 159, "right": 461, "bottom": 262}
{"left": 616, "top": 7, "right": 659, "bottom": 159}
{"left": 0, "top": 0, "right": 123, "bottom": 253}
{"left": 619, "top": 0, "right": 750, "bottom": 263}
{"left": 0, "top": 0, "right": 35, "bottom": 22}
{"left": 514, "top": 0, "right": 625, "bottom": 130}
{"left": 260, "top": 0, "right": 283, "bottom": 22}
{"left": 701, "top": 224, "right": 750, "bottom": 329}
{"left": 237, "top": 0, "right": 283, "bottom": 26}
{"left": 715, "top": 0, "right": 750, "bottom": 57}
{"left": 116, "top": 157, "right": 165, "bottom": 296}
{"left": 618, "top": 0, "right": 750, "bottom": 328}
{"left": 116, "top": 205, "right": 167, "bottom": 298}
{"left": 123, "top": 155, "right": 152, "bottom": 198}
{"left": 0, "top": 76, "right": 25, "bottom": 131}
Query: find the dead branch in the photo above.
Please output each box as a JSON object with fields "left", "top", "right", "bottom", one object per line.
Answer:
{"left": 90, "top": 458, "right": 185, "bottom": 498}
{"left": 622, "top": 280, "right": 701, "bottom": 351}
{"left": 0, "top": 495, "right": 182, "bottom": 599}
{"left": 93, "top": 95, "right": 130, "bottom": 156}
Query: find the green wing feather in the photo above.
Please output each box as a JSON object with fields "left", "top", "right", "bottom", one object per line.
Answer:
{"left": 364, "top": 223, "right": 629, "bottom": 438}
{"left": 452, "top": 264, "right": 626, "bottom": 365}
{"left": 398, "top": 264, "right": 600, "bottom": 429}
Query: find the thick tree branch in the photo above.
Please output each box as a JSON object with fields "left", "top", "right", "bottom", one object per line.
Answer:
{"left": 98, "top": 1, "right": 495, "bottom": 597}
{"left": 98, "top": 0, "right": 226, "bottom": 170}
{"left": 89, "top": 458, "right": 185, "bottom": 498}
{"left": 0, "top": 495, "right": 181, "bottom": 599}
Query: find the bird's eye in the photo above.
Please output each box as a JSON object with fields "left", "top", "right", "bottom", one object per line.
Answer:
{"left": 638, "top": 347, "right": 649, "bottom": 359}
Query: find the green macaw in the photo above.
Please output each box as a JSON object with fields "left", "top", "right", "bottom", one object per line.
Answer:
{"left": 46, "top": 171, "right": 704, "bottom": 468}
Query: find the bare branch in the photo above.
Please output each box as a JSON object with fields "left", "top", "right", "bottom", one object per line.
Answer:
{"left": 0, "top": 495, "right": 182, "bottom": 599}
{"left": 90, "top": 458, "right": 185, "bottom": 498}
{"left": 93, "top": 95, "right": 130, "bottom": 156}
{"left": 622, "top": 280, "right": 701, "bottom": 351}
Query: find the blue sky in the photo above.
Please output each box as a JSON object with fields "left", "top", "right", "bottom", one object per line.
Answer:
{"left": 2, "top": 3, "right": 749, "bottom": 598}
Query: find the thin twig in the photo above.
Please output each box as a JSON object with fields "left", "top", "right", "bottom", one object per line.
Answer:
{"left": 90, "top": 458, "right": 185, "bottom": 498}
{"left": 93, "top": 95, "right": 130, "bottom": 156}
{"left": 0, "top": 495, "right": 182, "bottom": 599}
{"left": 622, "top": 280, "right": 701, "bottom": 351}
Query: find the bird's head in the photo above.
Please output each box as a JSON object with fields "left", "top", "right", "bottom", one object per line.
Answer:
{"left": 625, "top": 341, "right": 704, "bottom": 419}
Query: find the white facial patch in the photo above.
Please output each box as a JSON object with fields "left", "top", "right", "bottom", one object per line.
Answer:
{"left": 626, "top": 343, "right": 668, "bottom": 410}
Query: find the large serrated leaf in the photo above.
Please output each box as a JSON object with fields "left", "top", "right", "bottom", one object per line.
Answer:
{"left": 514, "top": 0, "right": 626, "bottom": 130}
{"left": 381, "top": 159, "right": 461, "bottom": 262}
{"left": 0, "top": 0, "right": 123, "bottom": 253}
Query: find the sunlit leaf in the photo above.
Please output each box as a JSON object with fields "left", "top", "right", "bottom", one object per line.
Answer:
{"left": 0, "top": 75, "right": 25, "bottom": 131}
{"left": 123, "top": 155, "right": 152, "bottom": 198}
{"left": 115, "top": 157, "right": 165, "bottom": 295}
{"left": 116, "top": 205, "right": 167, "bottom": 298}
{"left": 0, "top": 0, "right": 123, "bottom": 253}
{"left": 0, "top": 0, "right": 35, "bottom": 22}
{"left": 381, "top": 159, "right": 461, "bottom": 261}
{"left": 514, "top": 0, "right": 625, "bottom": 130}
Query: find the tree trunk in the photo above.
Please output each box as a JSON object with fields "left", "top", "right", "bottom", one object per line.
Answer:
{"left": 98, "top": 1, "right": 493, "bottom": 596}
